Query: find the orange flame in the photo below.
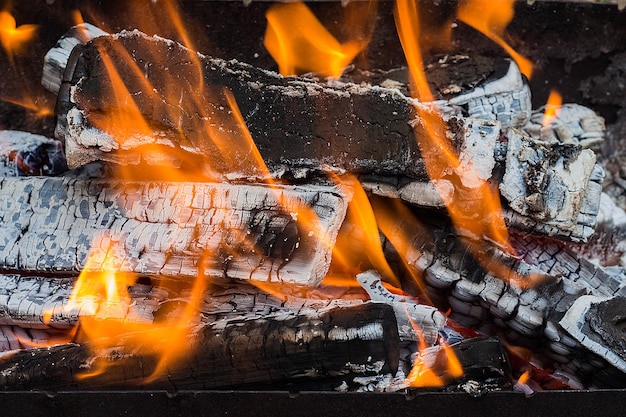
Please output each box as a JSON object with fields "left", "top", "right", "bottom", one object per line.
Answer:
{"left": 264, "top": 2, "right": 372, "bottom": 78}
{"left": 541, "top": 90, "right": 563, "bottom": 127}
{"left": 392, "top": 0, "right": 546, "bottom": 291}
{"left": 408, "top": 340, "right": 464, "bottom": 388}
{"left": 457, "top": 0, "right": 533, "bottom": 79}
{"left": 395, "top": 0, "right": 512, "bottom": 251}
{"left": 0, "top": 10, "right": 37, "bottom": 65}
{"left": 46, "top": 234, "right": 208, "bottom": 382}
{"left": 56, "top": 0, "right": 350, "bottom": 379}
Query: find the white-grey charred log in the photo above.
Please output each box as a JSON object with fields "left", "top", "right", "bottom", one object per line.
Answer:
{"left": 374, "top": 200, "right": 626, "bottom": 385}
{"left": 0, "top": 177, "right": 348, "bottom": 286}
{"left": 0, "top": 302, "right": 399, "bottom": 390}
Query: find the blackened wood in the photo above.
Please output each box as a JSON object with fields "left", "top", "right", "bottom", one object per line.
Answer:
{"left": 0, "top": 302, "right": 399, "bottom": 390}
{"left": 0, "top": 131, "right": 67, "bottom": 176}
{"left": 56, "top": 30, "right": 430, "bottom": 178}
{"left": 0, "top": 177, "right": 348, "bottom": 286}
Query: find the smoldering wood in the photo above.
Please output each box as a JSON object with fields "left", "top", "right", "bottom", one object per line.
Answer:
{"left": 0, "top": 131, "right": 67, "bottom": 177}
{"left": 373, "top": 200, "right": 626, "bottom": 385}
{"left": 0, "top": 302, "right": 399, "bottom": 390}
{"left": 0, "top": 176, "right": 349, "bottom": 286}
{"left": 522, "top": 103, "right": 606, "bottom": 148}
{"left": 0, "top": 270, "right": 444, "bottom": 352}
{"left": 42, "top": 23, "right": 109, "bottom": 95}
{"left": 412, "top": 336, "right": 512, "bottom": 393}
{"left": 47, "top": 30, "right": 603, "bottom": 241}
{"left": 559, "top": 295, "right": 626, "bottom": 374}
{"left": 499, "top": 130, "right": 602, "bottom": 242}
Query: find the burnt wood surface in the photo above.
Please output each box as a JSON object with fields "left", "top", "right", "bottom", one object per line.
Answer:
{"left": 372, "top": 197, "right": 626, "bottom": 386}
{"left": 0, "top": 176, "right": 348, "bottom": 286}
{"left": 0, "top": 302, "right": 399, "bottom": 390}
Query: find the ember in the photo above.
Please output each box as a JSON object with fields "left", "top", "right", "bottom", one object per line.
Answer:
{"left": 0, "top": 0, "right": 625, "bottom": 409}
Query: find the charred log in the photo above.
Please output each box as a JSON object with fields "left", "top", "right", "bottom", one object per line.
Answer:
{"left": 46, "top": 29, "right": 603, "bottom": 241}
{"left": 373, "top": 198, "right": 626, "bottom": 385}
{"left": 0, "top": 302, "right": 399, "bottom": 390}
{"left": 0, "top": 176, "right": 349, "bottom": 286}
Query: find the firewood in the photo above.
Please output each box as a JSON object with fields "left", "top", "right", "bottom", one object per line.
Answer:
{"left": 0, "top": 270, "right": 445, "bottom": 353}
{"left": 46, "top": 29, "right": 603, "bottom": 241}
{"left": 0, "top": 176, "right": 349, "bottom": 286}
{"left": 374, "top": 197, "right": 626, "bottom": 385}
{"left": 0, "top": 302, "right": 399, "bottom": 390}
{"left": 0, "top": 130, "right": 67, "bottom": 176}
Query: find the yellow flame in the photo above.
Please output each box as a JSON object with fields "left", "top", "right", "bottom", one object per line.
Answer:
{"left": 541, "top": 89, "right": 563, "bottom": 127}
{"left": 457, "top": 0, "right": 533, "bottom": 79}
{"left": 0, "top": 10, "right": 37, "bottom": 65}
{"left": 264, "top": 2, "right": 371, "bottom": 78}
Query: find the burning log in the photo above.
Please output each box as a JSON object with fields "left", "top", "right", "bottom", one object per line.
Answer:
{"left": 0, "top": 302, "right": 399, "bottom": 390}
{"left": 45, "top": 29, "right": 603, "bottom": 241}
{"left": 0, "top": 176, "right": 349, "bottom": 286}
{"left": 375, "top": 198, "right": 626, "bottom": 385}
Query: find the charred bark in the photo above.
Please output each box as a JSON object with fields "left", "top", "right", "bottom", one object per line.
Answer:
{"left": 0, "top": 302, "right": 399, "bottom": 391}
{"left": 45, "top": 29, "right": 603, "bottom": 241}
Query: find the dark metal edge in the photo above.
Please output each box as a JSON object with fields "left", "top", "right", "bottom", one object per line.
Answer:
{"left": 2, "top": 389, "right": 626, "bottom": 417}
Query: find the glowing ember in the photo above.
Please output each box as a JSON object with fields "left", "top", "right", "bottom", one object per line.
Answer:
{"left": 541, "top": 90, "right": 563, "bottom": 127}
{"left": 264, "top": 2, "right": 369, "bottom": 78}
{"left": 457, "top": 0, "right": 533, "bottom": 79}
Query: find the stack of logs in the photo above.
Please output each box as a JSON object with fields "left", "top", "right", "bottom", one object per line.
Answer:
{"left": 0, "top": 25, "right": 624, "bottom": 392}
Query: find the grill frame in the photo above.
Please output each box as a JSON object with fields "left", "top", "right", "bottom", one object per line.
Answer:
{"left": 3, "top": 389, "right": 626, "bottom": 417}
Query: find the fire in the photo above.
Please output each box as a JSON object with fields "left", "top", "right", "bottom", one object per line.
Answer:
{"left": 44, "top": 234, "right": 208, "bottom": 381}
{"left": 395, "top": 0, "right": 513, "bottom": 252}
{"left": 264, "top": 2, "right": 372, "bottom": 78}
{"left": 50, "top": 0, "right": 347, "bottom": 380}
{"left": 541, "top": 89, "right": 563, "bottom": 127}
{"left": 457, "top": 0, "right": 533, "bottom": 79}
{"left": 0, "top": 10, "right": 37, "bottom": 65}
{"left": 408, "top": 340, "right": 464, "bottom": 388}
{"left": 327, "top": 175, "right": 401, "bottom": 288}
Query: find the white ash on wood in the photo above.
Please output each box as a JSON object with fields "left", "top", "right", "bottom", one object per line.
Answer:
{"left": 375, "top": 199, "right": 626, "bottom": 385}
{"left": 0, "top": 176, "right": 349, "bottom": 286}
{"left": 0, "top": 302, "right": 400, "bottom": 390}
{"left": 46, "top": 29, "right": 603, "bottom": 241}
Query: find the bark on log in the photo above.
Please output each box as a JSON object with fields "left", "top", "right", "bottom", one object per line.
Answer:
{"left": 0, "top": 302, "right": 399, "bottom": 390}
{"left": 0, "top": 271, "right": 444, "bottom": 350}
{"left": 0, "top": 176, "right": 349, "bottom": 286}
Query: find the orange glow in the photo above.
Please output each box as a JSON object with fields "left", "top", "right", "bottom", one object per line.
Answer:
{"left": 0, "top": 96, "right": 53, "bottom": 117}
{"left": 395, "top": 0, "right": 513, "bottom": 252}
{"left": 541, "top": 90, "right": 563, "bottom": 127}
{"left": 325, "top": 175, "right": 401, "bottom": 289}
{"left": 264, "top": 2, "right": 370, "bottom": 78}
{"left": 44, "top": 235, "right": 208, "bottom": 382}
{"left": 370, "top": 195, "right": 432, "bottom": 302}
{"left": 457, "top": 0, "right": 533, "bottom": 79}
{"left": 0, "top": 11, "right": 37, "bottom": 65}
{"left": 518, "top": 369, "right": 531, "bottom": 384}
{"left": 392, "top": 0, "right": 547, "bottom": 290}
{"left": 408, "top": 341, "right": 464, "bottom": 388}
